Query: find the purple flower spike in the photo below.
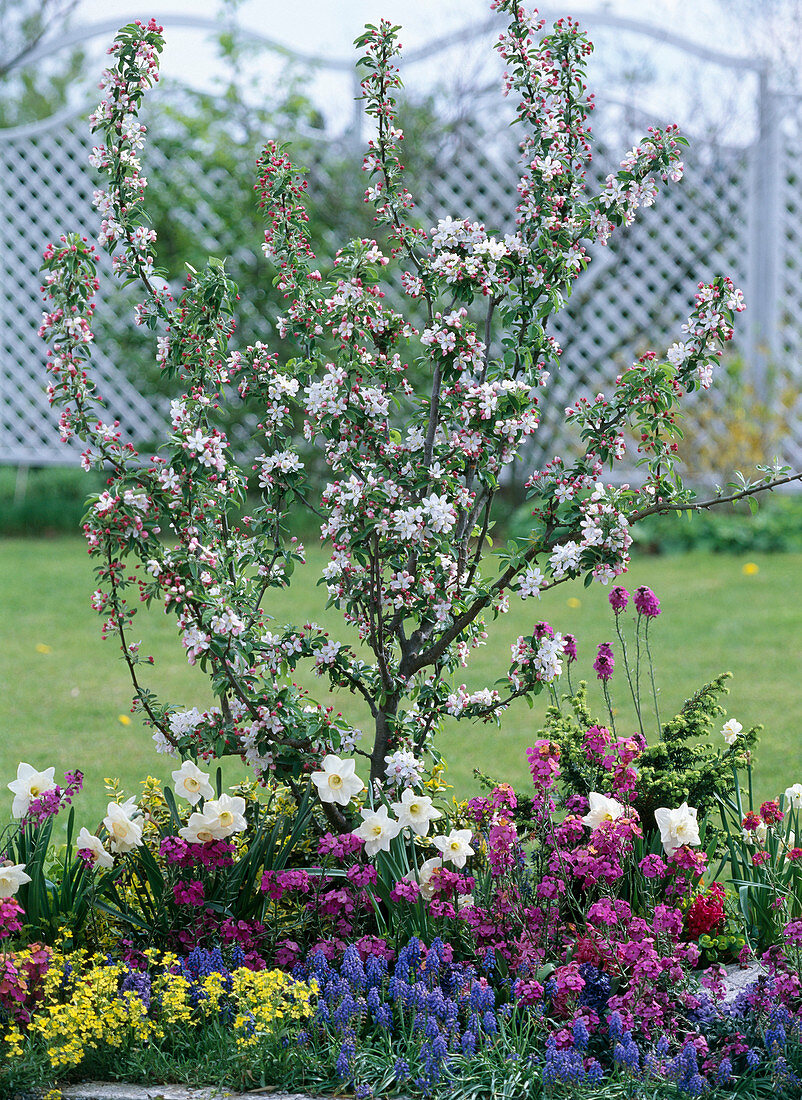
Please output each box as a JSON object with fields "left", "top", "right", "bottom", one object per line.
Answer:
{"left": 594, "top": 642, "right": 615, "bottom": 681}
{"left": 563, "top": 634, "right": 578, "bottom": 663}
{"left": 608, "top": 586, "right": 630, "bottom": 614}
{"left": 634, "top": 585, "right": 661, "bottom": 618}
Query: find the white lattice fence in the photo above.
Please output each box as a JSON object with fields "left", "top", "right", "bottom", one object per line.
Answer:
{"left": 776, "top": 105, "right": 802, "bottom": 469}
{"left": 1, "top": 15, "right": 799, "bottom": 488}
{"left": 0, "top": 114, "right": 164, "bottom": 465}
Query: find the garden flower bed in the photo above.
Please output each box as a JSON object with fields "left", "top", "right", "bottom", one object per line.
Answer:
{"left": 11, "top": 0, "right": 802, "bottom": 1097}
{"left": 5, "top": 620, "right": 802, "bottom": 1099}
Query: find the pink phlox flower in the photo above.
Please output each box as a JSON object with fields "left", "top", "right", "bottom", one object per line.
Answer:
{"left": 526, "top": 739, "right": 561, "bottom": 790}
{"left": 466, "top": 796, "right": 492, "bottom": 824}
{"left": 639, "top": 853, "right": 668, "bottom": 879}
{"left": 355, "top": 935, "right": 396, "bottom": 962}
{"left": 583, "top": 725, "right": 611, "bottom": 761}
{"left": 172, "top": 879, "right": 205, "bottom": 906}
{"left": 346, "top": 864, "right": 377, "bottom": 888}
{"left": 390, "top": 879, "right": 420, "bottom": 903}
{"left": 491, "top": 783, "right": 518, "bottom": 810}
{"left": 274, "top": 939, "right": 301, "bottom": 968}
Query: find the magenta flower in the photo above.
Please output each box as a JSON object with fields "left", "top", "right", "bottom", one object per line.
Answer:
{"left": 594, "top": 642, "right": 615, "bottom": 681}
{"left": 562, "top": 634, "right": 578, "bottom": 663}
{"left": 634, "top": 585, "right": 661, "bottom": 617}
{"left": 608, "top": 586, "right": 630, "bottom": 613}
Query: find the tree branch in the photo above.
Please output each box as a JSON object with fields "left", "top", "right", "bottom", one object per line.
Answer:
{"left": 629, "top": 470, "right": 802, "bottom": 522}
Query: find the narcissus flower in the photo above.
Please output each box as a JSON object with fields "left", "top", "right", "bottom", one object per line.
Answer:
{"left": 8, "top": 762, "right": 57, "bottom": 818}
{"left": 412, "top": 856, "right": 444, "bottom": 901}
{"left": 179, "top": 813, "right": 219, "bottom": 845}
{"left": 103, "top": 797, "right": 143, "bottom": 853}
{"left": 654, "top": 802, "right": 700, "bottom": 854}
{"left": 352, "top": 805, "right": 402, "bottom": 857}
{"left": 581, "top": 792, "right": 625, "bottom": 830}
{"left": 76, "top": 827, "right": 114, "bottom": 869}
{"left": 721, "top": 719, "right": 743, "bottom": 746}
{"left": 311, "top": 755, "right": 365, "bottom": 807}
{"left": 785, "top": 783, "right": 802, "bottom": 809}
{"left": 391, "top": 788, "right": 442, "bottom": 836}
{"left": 171, "top": 760, "right": 214, "bottom": 806}
{"left": 179, "top": 793, "right": 247, "bottom": 843}
{"left": 0, "top": 863, "right": 31, "bottom": 898}
{"left": 432, "top": 828, "right": 474, "bottom": 868}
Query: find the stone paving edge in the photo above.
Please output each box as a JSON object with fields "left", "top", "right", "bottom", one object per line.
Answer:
{"left": 44, "top": 1084, "right": 338, "bottom": 1100}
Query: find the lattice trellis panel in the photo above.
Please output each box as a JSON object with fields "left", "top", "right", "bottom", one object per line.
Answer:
{"left": 0, "top": 115, "right": 165, "bottom": 465}
{"left": 402, "top": 95, "right": 758, "bottom": 484}
{"left": 1, "top": 56, "right": 798, "bottom": 486}
{"left": 776, "top": 106, "right": 802, "bottom": 470}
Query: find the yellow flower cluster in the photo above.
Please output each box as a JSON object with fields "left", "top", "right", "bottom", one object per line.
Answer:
{"left": 229, "top": 968, "right": 317, "bottom": 1050}
{"left": 4, "top": 1027, "right": 24, "bottom": 1059}
{"left": 424, "top": 761, "right": 453, "bottom": 795}
{"left": 27, "top": 952, "right": 155, "bottom": 1070}
{"left": 3, "top": 947, "right": 316, "bottom": 1073}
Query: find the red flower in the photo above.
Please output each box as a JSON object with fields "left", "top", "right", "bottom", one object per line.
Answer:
{"left": 685, "top": 883, "right": 726, "bottom": 939}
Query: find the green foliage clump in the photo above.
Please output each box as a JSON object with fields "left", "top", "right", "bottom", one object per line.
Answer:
{"left": 542, "top": 675, "right": 759, "bottom": 831}
{"left": 637, "top": 673, "right": 759, "bottom": 827}
{"left": 0, "top": 466, "right": 105, "bottom": 535}
{"left": 632, "top": 495, "right": 802, "bottom": 554}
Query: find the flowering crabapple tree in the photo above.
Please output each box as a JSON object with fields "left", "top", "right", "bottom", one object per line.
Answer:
{"left": 40, "top": 3, "right": 802, "bottom": 827}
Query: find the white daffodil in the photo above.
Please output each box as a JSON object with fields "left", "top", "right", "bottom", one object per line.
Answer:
{"left": 391, "top": 789, "right": 442, "bottom": 837}
{"left": 353, "top": 805, "right": 402, "bottom": 857}
{"left": 75, "top": 827, "right": 114, "bottom": 870}
{"left": 409, "top": 856, "right": 443, "bottom": 901}
{"left": 721, "top": 719, "right": 743, "bottom": 746}
{"left": 179, "top": 812, "right": 221, "bottom": 845}
{"left": 171, "top": 760, "right": 214, "bottom": 806}
{"left": 199, "top": 793, "right": 247, "bottom": 839}
{"left": 0, "top": 863, "right": 31, "bottom": 898}
{"left": 8, "top": 762, "right": 57, "bottom": 818}
{"left": 432, "top": 828, "right": 475, "bottom": 869}
{"left": 103, "top": 797, "right": 143, "bottom": 854}
{"left": 311, "top": 755, "right": 365, "bottom": 807}
{"left": 785, "top": 783, "right": 802, "bottom": 809}
{"left": 581, "top": 792, "right": 625, "bottom": 830}
{"left": 654, "top": 802, "right": 701, "bottom": 854}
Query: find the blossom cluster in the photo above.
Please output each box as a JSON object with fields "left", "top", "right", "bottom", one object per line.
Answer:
{"left": 37, "top": 0, "right": 757, "bottom": 799}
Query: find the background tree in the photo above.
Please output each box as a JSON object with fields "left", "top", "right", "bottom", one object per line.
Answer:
{"left": 0, "top": 0, "right": 82, "bottom": 126}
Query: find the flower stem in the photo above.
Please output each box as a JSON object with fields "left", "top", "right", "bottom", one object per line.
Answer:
{"left": 644, "top": 617, "right": 661, "bottom": 732}
{"left": 615, "top": 615, "right": 644, "bottom": 735}
{"left": 602, "top": 680, "right": 617, "bottom": 736}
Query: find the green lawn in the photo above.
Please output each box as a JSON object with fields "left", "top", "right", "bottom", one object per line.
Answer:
{"left": 1, "top": 536, "right": 800, "bottom": 829}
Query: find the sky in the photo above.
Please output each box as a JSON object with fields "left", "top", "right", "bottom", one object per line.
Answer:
{"left": 28, "top": 0, "right": 777, "bottom": 144}
{"left": 67, "top": 0, "right": 741, "bottom": 59}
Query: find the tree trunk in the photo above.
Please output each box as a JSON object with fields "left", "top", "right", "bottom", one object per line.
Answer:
{"left": 370, "top": 701, "right": 398, "bottom": 786}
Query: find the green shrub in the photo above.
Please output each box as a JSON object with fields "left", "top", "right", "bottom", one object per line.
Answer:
{"left": 0, "top": 467, "right": 105, "bottom": 536}
{"left": 508, "top": 493, "right": 802, "bottom": 554}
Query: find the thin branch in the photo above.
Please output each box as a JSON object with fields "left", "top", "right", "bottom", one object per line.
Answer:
{"left": 422, "top": 361, "right": 443, "bottom": 469}
{"left": 335, "top": 664, "right": 379, "bottom": 718}
{"left": 106, "top": 547, "right": 176, "bottom": 746}
{"left": 630, "top": 470, "right": 802, "bottom": 521}
{"left": 479, "top": 293, "right": 498, "bottom": 384}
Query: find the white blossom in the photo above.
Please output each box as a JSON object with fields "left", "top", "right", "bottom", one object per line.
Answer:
{"left": 654, "top": 802, "right": 701, "bottom": 854}
{"left": 311, "top": 755, "right": 365, "bottom": 807}
{"left": 581, "top": 792, "right": 624, "bottom": 830}
{"left": 432, "top": 828, "right": 475, "bottom": 868}
{"left": 353, "top": 805, "right": 402, "bottom": 857}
